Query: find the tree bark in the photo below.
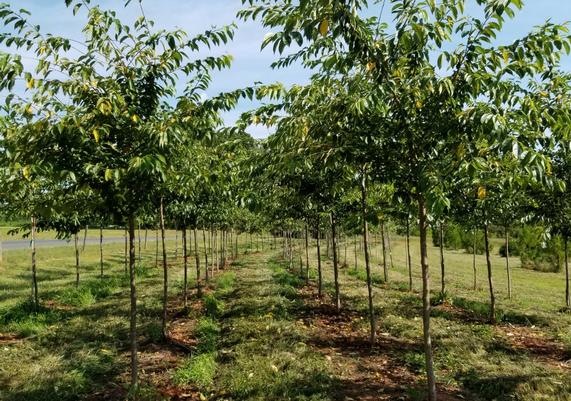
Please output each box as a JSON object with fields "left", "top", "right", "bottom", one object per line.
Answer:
{"left": 361, "top": 181, "right": 376, "bottom": 346}
{"left": 194, "top": 227, "right": 202, "bottom": 297}
{"left": 484, "top": 220, "right": 496, "bottom": 323}
{"left": 316, "top": 221, "right": 323, "bottom": 298}
{"left": 331, "top": 213, "right": 341, "bottom": 312}
{"left": 144, "top": 228, "right": 148, "bottom": 250}
{"left": 31, "top": 216, "right": 38, "bottom": 309}
{"left": 406, "top": 217, "right": 412, "bottom": 291}
{"left": 439, "top": 223, "right": 445, "bottom": 295}
{"left": 75, "top": 232, "right": 80, "bottom": 287}
{"left": 418, "top": 197, "right": 437, "bottom": 401}
{"left": 127, "top": 215, "right": 138, "bottom": 389}
{"left": 99, "top": 225, "right": 104, "bottom": 278}
{"left": 159, "top": 198, "right": 168, "bottom": 337}
{"left": 381, "top": 222, "right": 388, "bottom": 282}
{"left": 505, "top": 225, "right": 512, "bottom": 300}
{"left": 182, "top": 226, "right": 188, "bottom": 308}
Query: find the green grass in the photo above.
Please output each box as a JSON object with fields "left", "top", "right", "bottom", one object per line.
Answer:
{"left": 302, "top": 234, "right": 571, "bottom": 401}
{"left": 1, "top": 232, "right": 570, "bottom": 401}
{"left": 0, "top": 233, "right": 250, "bottom": 401}
{"left": 172, "top": 352, "right": 218, "bottom": 388}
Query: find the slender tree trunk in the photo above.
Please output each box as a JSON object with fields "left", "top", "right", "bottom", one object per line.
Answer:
{"left": 387, "top": 227, "right": 394, "bottom": 269}
{"left": 331, "top": 213, "right": 341, "bottom": 312}
{"left": 406, "top": 217, "right": 412, "bottom": 291}
{"left": 160, "top": 198, "right": 168, "bottom": 337}
{"left": 235, "top": 232, "right": 238, "bottom": 257}
{"left": 316, "top": 222, "right": 323, "bottom": 298}
{"left": 144, "top": 228, "right": 148, "bottom": 250}
{"left": 305, "top": 222, "right": 310, "bottom": 285}
{"left": 326, "top": 230, "right": 330, "bottom": 259}
{"left": 484, "top": 220, "right": 496, "bottom": 323}
{"left": 381, "top": 222, "right": 388, "bottom": 282}
{"left": 31, "top": 216, "right": 38, "bottom": 309}
{"left": 361, "top": 182, "right": 376, "bottom": 346}
{"left": 288, "top": 230, "right": 293, "bottom": 269}
{"left": 418, "top": 197, "right": 437, "bottom": 401}
{"left": 440, "top": 223, "right": 445, "bottom": 295}
{"left": 354, "top": 234, "right": 358, "bottom": 270}
{"left": 472, "top": 228, "right": 477, "bottom": 290}
{"left": 138, "top": 223, "right": 141, "bottom": 265}
{"left": 155, "top": 228, "right": 159, "bottom": 268}
{"left": 505, "top": 225, "right": 512, "bottom": 300}
{"left": 82, "top": 224, "right": 88, "bottom": 251}
{"left": 175, "top": 224, "right": 179, "bottom": 260}
{"left": 124, "top": 226, "right": 128, "bottom": 275}
{"left": 183, "top": 226, "right": 188, "bottom": 308}
{"left": 565, "top": 236, "right": 569, "bottom": 308}
{"left": 203, "top": 229, "right": 209, "bottom": 282}
{"left": 99, "top": 225, "right": 104, "bottom": 278}
{"left": 194, "top": 228, "right": 202, "bottom": 297}
{"left": 127, "top": 215, "right": 138, "bottom": 389}
{"left": 344, "top": 234, "right": 348, "bottom": 267}
{"left": 75, "top": 232, "right": 80, "bottom": 287}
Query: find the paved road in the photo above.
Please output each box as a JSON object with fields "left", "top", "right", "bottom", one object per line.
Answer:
{"left": 0, "top": 237, "right": 174, "bottom": 250}
{"left": 1, "top": 237, "right": 128, "bottom": 250}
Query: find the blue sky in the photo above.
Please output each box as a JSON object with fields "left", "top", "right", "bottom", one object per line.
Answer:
{"left": 4, "top": 0, "right": 571, "bottom": 138}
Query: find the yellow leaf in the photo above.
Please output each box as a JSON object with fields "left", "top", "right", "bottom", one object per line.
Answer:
{"left": 366, "top": 61, "right": 376, "bottom": 72}
{"left": 92, "top": 129, "right": 100, "bottom": 143}
{"left": 26, "top": 78, "right": 35, "bottom": 90}
{"left": 477, "top": 186, "right": 486, "bottom": 200}
{"left": 131, "top": 114, "right": 140, "bottom": 123}
{"left": 415, "top": 100, "right": 423, "bottom": 109}
{"left": 252, "top": 115, "right": 260, "bottom": 124}
{"left": 25, "top": 105, "right": 33, "bottom": 115}
{"left": 502, "top": 49, "right": 509, "bottom": 64}
{"left": 22, "top": 166, "right": 31, "bottom": 180}
{"left": 104, "top": 168, "right": 113, "bottom": 182}
{"left": 319, "top": 19, "right": 329, "bottom": 37}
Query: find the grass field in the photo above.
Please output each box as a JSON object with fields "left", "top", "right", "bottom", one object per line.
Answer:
{"left": 0, "top": 231, "right": 569, "bottom": 400}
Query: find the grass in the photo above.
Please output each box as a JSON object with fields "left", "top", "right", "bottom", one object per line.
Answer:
{"left": 172, "top": 352, "right": 218, "bottom": 388}
{"left": 299, "top": 234, "right": 571, "bottom": 401}
{"left": 0, "top": 232, "right": 240, "bottom": 401}
{"left": 1, "top": 232, "right": 570, "bottom": 400}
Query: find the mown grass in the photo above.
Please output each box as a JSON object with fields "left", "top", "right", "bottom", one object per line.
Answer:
{"left": 297, "top": 235, "right": 571, "bottom": 401}
{"left": 210, "top": 254, "right": 337, "bottom": 401}
{"left": 0, "top": 233, "right": 248, "bottom": 401}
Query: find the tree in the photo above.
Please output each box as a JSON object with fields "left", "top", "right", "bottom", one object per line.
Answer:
{"left": 0, "top": 0, "right": 235, "bottom": 389}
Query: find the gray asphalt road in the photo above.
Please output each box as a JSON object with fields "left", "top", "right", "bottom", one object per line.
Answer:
{"left": 1, "top": 237, "right": 128, "bottom": 250}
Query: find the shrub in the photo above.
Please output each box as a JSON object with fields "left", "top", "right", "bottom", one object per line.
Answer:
{"left": 516, "top": 226, "right": 563, "bottom": 272}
